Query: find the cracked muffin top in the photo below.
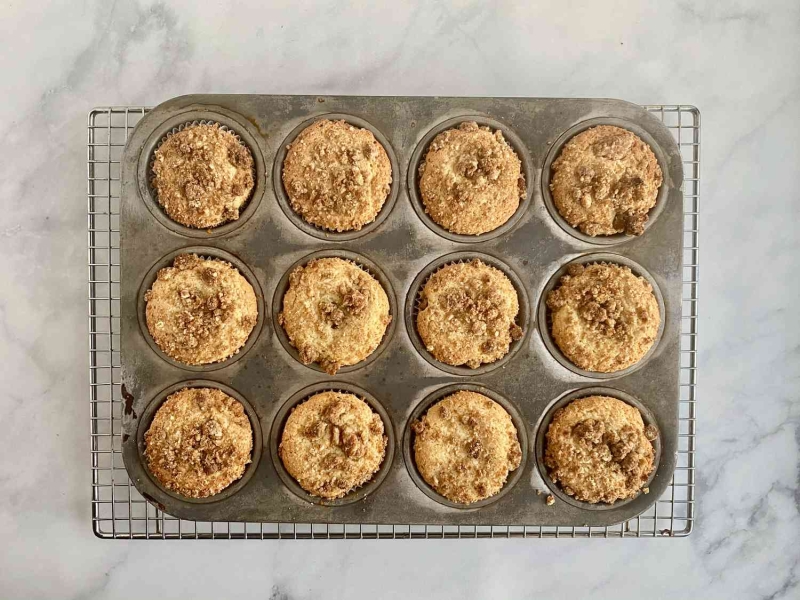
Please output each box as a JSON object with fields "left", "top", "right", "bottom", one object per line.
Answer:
{"left": 282, "top": 119, "right": 392, "bottom": 232}
{"left": 279, "top": 391, "right": 388, "bottom": 499}
{"left": 144, "top": 387, "right": 253, "bottom": 498}
{"left": 419, "top": 121, "right": 525, "bottom": 235}
{"left": 544, "top": 395, "right": 658, "bottom": 504}
{"left": 416, "top": 259, "right": 522, "bottom": 369}
{"left": 152, "top": 123, "right": 255, "bottom": 228}
{"left": 412, "top": 391, "right": 522, "bottom": 504}
{"left": 279, "top": 257, "right": 391, "bottom": 374}
{"left": 546, "top": 262, "right": 659, "bottom": 373}
{"left": 144, "top": 254, "right": 258, "bottom": 366}
{"left": 550, "top": 125, "right": 662, "bottom": 237}
{"left": 550, "top": 125, "right": 663, "bottom": 236}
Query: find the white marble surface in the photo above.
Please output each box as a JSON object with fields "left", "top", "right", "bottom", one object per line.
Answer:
{"left": 1, "top": 0, "right": 798, "bottom": 598}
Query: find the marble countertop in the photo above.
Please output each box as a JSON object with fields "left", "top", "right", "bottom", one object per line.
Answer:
{"left": 1, "top": 1, "right": 798, "bottom": 598}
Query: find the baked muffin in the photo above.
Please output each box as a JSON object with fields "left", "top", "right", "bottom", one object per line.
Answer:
{"left": 144, "top": 387, "right": 253, "bottom": 498}
{"left": 546, "top": 262, "right": 659, "bottom": 373}
{"left": 412, "top": 391, "right": 522, "bottom": 504}
{"left": 416, "top": 259, "right": 522, "bottom": 369}
{"left": 418, "top": 121, "right": 525, "bottom": 235}
{"left": 152, "top": 123, "right": 255, "bottom": 228}
{"left": 544, "top": 395, "right": 658, "bottom": 504}
{"left": 282, "top": 119, "right": 392, "bottom": 231}
{"left": 144, "top": 254, "right": 258, "bottom": 365}
{"left": 550, "top": 125, "right": 662, "bottom": 236}
{"left": 279, "top": 391, "right": 388, "bottom": 499}
{"left": 279, "top": 257, "right": 391, "bottom": 374}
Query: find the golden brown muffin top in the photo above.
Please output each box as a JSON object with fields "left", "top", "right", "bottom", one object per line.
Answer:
{"left": 419, "top": 121, "right": 525, "bottom": 235}
{"left": 279, "top": 257, "right": 391, "bottom": 374}
{"left": 144, "top": 254, "right": 258, "bottom": 365}
{"left": 152, "top": 123, "right": 255, "bottom": 229}
{"left": 144, "top": 387, "right": 253, "bottom": 498}
{"left": 282, "top": 119, "right": 392, "bottom": 232}
{"left": 416, "top": 259, "right": 522, "bottom": 369}
{"left": 546, "top": 262, "right": 659, "bottom": 373}
{"left": 412, "top": 391, "right": 522, "bottom": 504}
{"left": 279, "top": 391, "right": 387, "bottom": 499}
{"left": 544, "top": 395, "right": 657, "bottom": 504}
{"left": 550, "top": 125, "right": 662, "bottom": 236}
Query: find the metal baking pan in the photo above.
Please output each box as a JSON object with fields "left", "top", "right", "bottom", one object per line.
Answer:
{"left": 119, "top": 95, "right": 683, "bottom": 527}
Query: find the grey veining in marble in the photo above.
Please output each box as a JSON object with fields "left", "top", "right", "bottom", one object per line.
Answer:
{"left": 0, "top": 1, "right": 798, "bottom": 599}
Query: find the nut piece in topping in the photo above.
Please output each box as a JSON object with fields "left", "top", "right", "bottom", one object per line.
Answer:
{"left": 549, "top": 125, "right": 662, "bottom": 237}
{"left": 152, "top": 123, "right": 255, "bottom": 229}
{"left": 279, "top": 391, "right": 388, "bottom": 499}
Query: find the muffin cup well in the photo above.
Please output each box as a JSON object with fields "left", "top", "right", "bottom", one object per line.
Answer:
{"left": 269, "top": 382, "right": 396, "bottom": 507}
{"left": 537, "top": 252, "right": 666, "bottom": 379}
{"left": 272, "top": 113, "right": 400, "bottom": 241}
{"left": 137, "top": 109, "right": 265, "bottom": 238}
{"left": 402, "top": 383, "right": 528, "bottom": 510}
{"left": 405, "top": 251, "right": 529, "bottom": 376}
{"left": 534, "top": 386, "right": 662, "bottom": 511}
{"left": 136, "top": 380, "right": 263, "bottom": 504}
{"left": 271, "top": 249, "right": 397, "bottom": 374}
{"left": 541, "top": 117, "right": 670, "bottom": 245}
{"left": 137, "top": 246, "right": 265, "bottom": 372}
{"left": 407, "top": 115, "right": 534, "bottom": 243}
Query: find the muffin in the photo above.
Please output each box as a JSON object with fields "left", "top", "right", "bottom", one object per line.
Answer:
{"left": 412, "top": 391, "right": 522, "bottom": 504}
{"left": 279, "top": 257, "right": 391, "bottom": 374}
{"left": 546, "top": 262, "right": 659, "bottom": 373}
{"left": 279, "top": 391, "right": 388, "bottom": 499}
{"left": 544, "top": 395, "right": 658, "bottom": 504}
{"left": 550, "top": 125, "right": 662, "bottom": 236}
{"left": 418, "top": 121, "right": 525, "bottom": 235}
{"left": 144, "top": 387, "right": 253, "bottom": 498}
{"left": 416, "top": 259, "right": 522, "bottom": 369}
{"left": 152, "top": 123, "right": 255, "bottom": 228}
{"left": 282, "top": 119, "right": 392, "bottom": 231}
{"left": 144, "top": 254, "right": 258, "bottom": 365}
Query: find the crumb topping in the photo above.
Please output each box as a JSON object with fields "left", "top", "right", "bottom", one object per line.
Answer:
{"left": 152, "top": 123, "right": 255, "bottom": 228}
{"left": 282, "top": 119, "right": 392, "bottom": 232}
{"left": 279, "top": 257, "right": 391, "bottom": 374}
{"left": 544, "top": 395, "right": 657, "bottom": 504}
{"left": 144, "top": 387, "right": 253, "bottom": 498}
{"left": 279, "top": 392, "right": 387, "bottom": 499}
{"left": 550, "top": 125, "right": 662, "bottom": 236}
{"left": 416, "top": 259, "right": 521, "bottom": 369}
{"left": 144, "top": 254, "right": 258, "bottom": 365}
{"left": 413, "top": 391, "right": 521, "bottom": 504}
{"left": 419, "top": 121, "right": 525, "bottom": 235}
{"left": 546, "top": 262, "right": 659, "bottom": 373}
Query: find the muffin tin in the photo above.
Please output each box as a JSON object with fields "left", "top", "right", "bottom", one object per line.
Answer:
{"left": 120, "top": 95, "right": 683, "bottom": 527}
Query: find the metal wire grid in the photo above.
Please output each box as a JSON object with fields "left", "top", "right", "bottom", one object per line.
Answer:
{"left": 88, "top": 105, "right": 699, "bottom": 539}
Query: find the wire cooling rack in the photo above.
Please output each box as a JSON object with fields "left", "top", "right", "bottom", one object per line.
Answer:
{"left": 88, "top": 105, "right": 699, "bottom": 539}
